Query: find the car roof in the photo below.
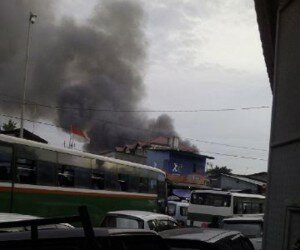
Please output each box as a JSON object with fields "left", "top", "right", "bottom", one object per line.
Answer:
{"left": 168, "top": 201, "right": 189, "bottom": 207}
{"left": 159, "top": 228, "right": 241, "bottom": 243}
{"left": 223, "top": 215, "right": 264, "bottom": 223}
{"left": 0, "top": 228, "right": 158, "bottom": 241}
{"left": 0, "top": 213, "right": 40, "bottom": 223}
{"left": 191, "top": 190, "right": 265, "bottom": 199}
{"left": 106, "top": 210, "right": 176, "bottom": 221}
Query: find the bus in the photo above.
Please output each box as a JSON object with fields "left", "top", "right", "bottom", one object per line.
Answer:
{"left": 0, "top": 134, "right": 166, "bottom": 225}
{"left": 188, "top": 190, "right": 265, "bottom": 227}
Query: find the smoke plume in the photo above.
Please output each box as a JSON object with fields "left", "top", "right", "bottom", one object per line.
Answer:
{"left": 0, "top": 0, "right": 197, "bottom": 153}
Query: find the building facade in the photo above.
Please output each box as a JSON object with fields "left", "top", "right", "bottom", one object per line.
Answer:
{"left": 219, "top": 174, "right": 267, "bottom": 195}
{"left": 146, "top": 149, "right": 212, "bottom": 186}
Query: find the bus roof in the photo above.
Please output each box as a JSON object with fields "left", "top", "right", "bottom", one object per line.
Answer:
{"left": 191, "top": 189, "right": 265, "bottom": 199}
{"left": 0, "top": 134, "right": 165, "bottom": 176}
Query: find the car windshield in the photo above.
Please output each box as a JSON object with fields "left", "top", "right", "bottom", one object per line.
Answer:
{"left": 101, "top": 215, "right": 143, "bottom": 229}
{"left": 168, "top": 204, "right": 176, "bottom": 216}
{"left": 148, "top": 219, "right": 179, "bottom": 232}
{"left": 180, "top": 207, "right": 188, "bottom": 216}
{"left": 223, "top": 222, "right": 262, "bottom": 238}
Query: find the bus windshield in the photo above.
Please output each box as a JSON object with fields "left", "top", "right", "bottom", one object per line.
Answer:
{"left": 190, "top": 193, "right": 231, "bottom": 207}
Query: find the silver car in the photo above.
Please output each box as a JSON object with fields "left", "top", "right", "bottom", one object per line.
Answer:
{"left": 221, "top": 215, "right": 263, "bottom": 250}
{"left": 100, "top": 210, "right": 179, "bottom": 232}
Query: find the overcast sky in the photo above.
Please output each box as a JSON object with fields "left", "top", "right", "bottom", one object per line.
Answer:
{"left": 18, "top": 0, "right": 272, "bottom": 174}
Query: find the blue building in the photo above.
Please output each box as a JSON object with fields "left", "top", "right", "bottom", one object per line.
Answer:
{"left": 146, "top": 148, "right": 213, "bottom": 186}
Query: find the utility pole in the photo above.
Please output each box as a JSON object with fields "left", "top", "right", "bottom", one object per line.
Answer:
{"left": 20, "top": 12, "right": 37, "bottom": 138}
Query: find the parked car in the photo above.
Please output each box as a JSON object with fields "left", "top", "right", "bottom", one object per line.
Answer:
{"left": 0, "top": 207, "right": 169, "bottom": 250}
{"left": 167, "top": 201, "right": 189, "bottom": 226}
{"left": 0, "top": 228, "right": 169, "bottom": 250}
{"left": 0, "top": 213, "right": 74, "bottom": 232}
{"left": 159, "top": 227, "right": 254, "bottom": 250}
{"left": 221, "top": 216, "right": 264, "bottom": 250}
{"left": 100, "top": 210, "right": 180, "bottom": 232}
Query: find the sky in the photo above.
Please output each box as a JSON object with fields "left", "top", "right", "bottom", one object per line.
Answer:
{"left": 15, "top": 0, "right": 272, "bottom": 174}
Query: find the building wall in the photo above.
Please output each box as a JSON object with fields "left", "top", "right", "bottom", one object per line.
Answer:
{"left": 114, "top": 152, "right": 147, "bottom": 165}
{"left": 168, "top": 152, "right": 206, "bottom": 176}
{"left": 146, "top": 150, "right": 206, "bottom": 185}
{"left": 220, "top": 175, "right": 258, "bottom": 193}
{"left": 146, "top": 150, "right": 170, "bottom": 172}
{"left": 264, "top": 1, "right": 300, "bottom": 249}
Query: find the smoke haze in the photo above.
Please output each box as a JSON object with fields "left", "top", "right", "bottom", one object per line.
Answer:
{"left": 0, "top": 0, "right": 197, "bottom": 153}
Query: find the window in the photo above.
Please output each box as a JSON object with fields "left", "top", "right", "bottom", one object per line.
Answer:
{"left": 149, "top": 179, "right": 157, "bottom": 194}
{"left": 180, "top": 206, "right": 188, "bottom": 216}
{"left": 104, "top": 169, "right": 120, "bottom": 191}
{"left": 191, "top": 193, "right": 231, "bottom": 207}
{"left": 193, "top": 163, "right": 196, "bottom": 173}
{"left": 233, "top": 197, "right": 265, "bottom": 214}
{"left": 128, "top": 175, "right": 139, "bottom": 192}
{"left": 37, "top": 161, "right": 57, "bottom": 186}
{"left": 167, "top": 204, "right": 176, "bottom": 216}
{"left": 157, "top": 181, "right": 166, "bottom": 199}
{"left": 74, "top": 167, "right": 91, "bottom": 188}
{"left": 148, "top": 219, "right": 179, "bottom": 232}
{"left": 0, "top": 145, "right": 12, "bottom": 182}
{"left": 101, "top": 215, "right": 143, "bottom": 229}
{"left": 139, "top": 177, "right": 149, "bottom": 193}
{"left": 118, "top": 173, "right": 129, "bottom": 191}
{"left": 58, "top": 166, "right": 74, "bottom": 187}
{"left": 17, "top": 158, "right": 36, "bottom": 184}
{"left": 91, "top": 172, "right": 105, "bottom": 190}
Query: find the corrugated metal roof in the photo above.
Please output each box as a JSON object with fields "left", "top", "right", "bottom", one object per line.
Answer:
{"left": 221, "top": 174, "right": 266, "bottom": 186}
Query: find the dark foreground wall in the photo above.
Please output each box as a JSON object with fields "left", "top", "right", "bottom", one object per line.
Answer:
{"left": 263, "top": 1, "right": 300, "bottom": 249}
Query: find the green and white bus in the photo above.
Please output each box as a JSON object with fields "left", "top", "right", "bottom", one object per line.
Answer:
{"left": 188, "top": 190, "right": 265, "bottom": 227}
{"left": 0, "top": 134, "right": 166, "bottom": 225}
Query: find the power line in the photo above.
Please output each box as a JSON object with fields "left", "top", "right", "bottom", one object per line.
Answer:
{"left": 0, "top": 97, "right": 268, "bottom": 152}
{"left": 201, "top": 150, "right": 268, "bottom": 162}
{"left": 88, "top": 117, "right": 268, "bottom": 152}
{"left": 0, "top": 113, "right": 268, "bottom": 162}
{"left": 0, "top": 97, "right": 270, "bottom": 113}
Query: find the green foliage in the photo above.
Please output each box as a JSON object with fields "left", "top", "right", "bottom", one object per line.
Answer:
{"left": 206, "top": 165, "right": 232, "bottom": 177}
{"left": 2, "top": 119, "right": 17, "bottom": 131}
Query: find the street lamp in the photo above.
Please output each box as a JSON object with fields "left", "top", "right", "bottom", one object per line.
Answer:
{"left": 20, "top": 12, "right": 37, "bottom": 138}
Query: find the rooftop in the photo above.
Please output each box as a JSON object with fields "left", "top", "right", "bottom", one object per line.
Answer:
{"left": 159, "top": 227, "right": 241, "bottom": 243}
{"left": 106, "top": 210, "right": 175, "bottom": 221}
{"left": 1, "top": 128, "right": 48, "bottom": 144}
{"left": 115, "top": 136, "right": 200, "bottom": 154}
{"left": 221, "top": 174, "right": 266, "bottom": 186}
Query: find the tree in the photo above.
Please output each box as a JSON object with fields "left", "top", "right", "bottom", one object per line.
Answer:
{"left": 2, "top": 119, "right": 17, "bottom": 131}
{"left": 206, "top": 165, "right": 232, "bottom": 177}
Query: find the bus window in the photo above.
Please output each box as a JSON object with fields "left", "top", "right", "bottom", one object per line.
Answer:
{"left": 118, "top": 173, "right": 129, "bottom": 191}
{"left": 191, "top": 193, "right": 231, "bottom": 207}
{"left": 128, "top": 175, "right": 139, "bottom": 192}
{"left": 149, "top": 179, "right": 157, "bottom": 194}
{"left": 0, "top": 145, "right": 12, "bottom": 182}
{"left": 234, "top": 197, "right": 265, "bottom": 214}
{"left": 91, "top": 172, "right": 105, "bottom": 190}
{"left": 105, "top": 169, "right": 120, "bottom": 191}
{"left": 74, "top": 167, "right": 91, "bottom": 189}
{"left": 139, "top": 177, "right": 149, "bottom": 193}
{"left": 58, "top": 166, "right": 74, "bottom": 187}
{"left": 37, "top": 161, "right": 57, "bottom": 186}
{"left": 16, "top": 158, "right": 37, "bottom": 185}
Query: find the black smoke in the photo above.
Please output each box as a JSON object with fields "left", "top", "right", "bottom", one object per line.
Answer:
{"left": 0, "top": 0, "right": 197, "bottom": 153}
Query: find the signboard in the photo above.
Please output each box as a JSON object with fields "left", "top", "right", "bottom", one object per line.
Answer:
{"left": 166, "top": 173, "right": 205, "bottom": 185}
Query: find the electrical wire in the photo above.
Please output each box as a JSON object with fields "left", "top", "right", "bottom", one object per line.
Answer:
{"left": 0, "top": 112, "right": 268, "bottom": 162}
{"left": 0, "top": 97, "right": 270, "bottom": 113}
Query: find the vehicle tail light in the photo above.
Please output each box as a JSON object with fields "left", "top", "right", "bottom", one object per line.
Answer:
{"left": 201, "top": 222, "right": 209, "bottom": 228}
